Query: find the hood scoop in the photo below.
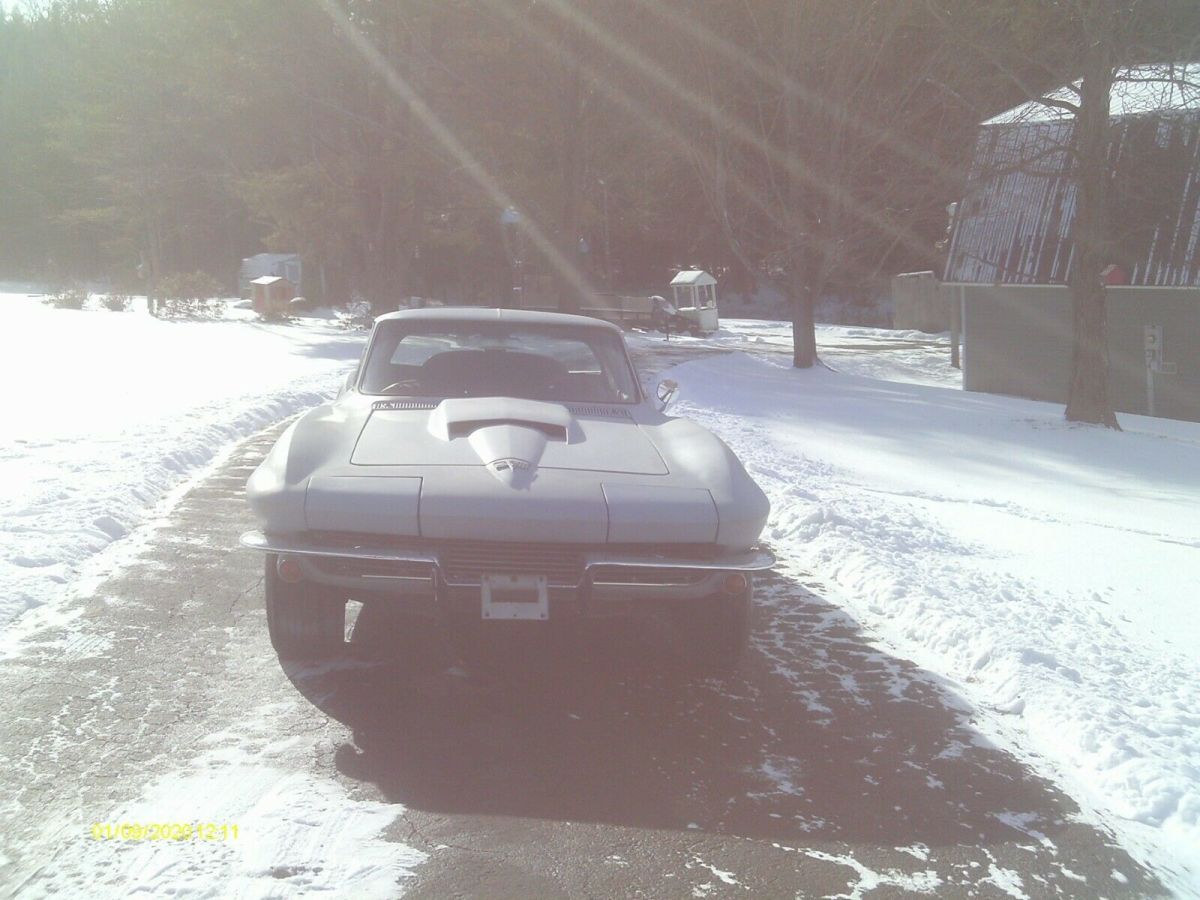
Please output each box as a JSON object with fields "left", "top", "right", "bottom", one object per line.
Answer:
{"left": 428, "top": 397, "right": 576, "bottom": 443}
{"left": 429, "top": 398, "right": 578, "bottom": 488}
{"left": 468, "top": 424, "right": 546, "bottom": 487}
{"left": 486, "top": 457, "right": 533, "bottom": 488}
{"left": 448, "top": 418, "right": 567, "bottom": 441}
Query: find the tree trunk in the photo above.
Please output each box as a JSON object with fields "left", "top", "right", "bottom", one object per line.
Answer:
{"left": 554, "top": 19, "right": 587, "bottom": 314}
{"left": 789, "top": 245, "right": 818, "bottom": 368}
{"left": 782, "top": 1, "right": 818, "bottom": 369}
{"left": 1064, "top": 24, "right": 1120, "bottom": 428}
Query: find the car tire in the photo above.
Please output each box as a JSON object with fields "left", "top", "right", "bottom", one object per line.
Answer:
{"left": 263, "top": 554, "right": 346, "bottom": 660}
{"left": 683, "top": 577, "right": 752, "bottom": 673}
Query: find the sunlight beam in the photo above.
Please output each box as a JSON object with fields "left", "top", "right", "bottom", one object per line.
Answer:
{"left": 312, "top": 0, "right": 595, "bottom": 306}
{"left": 478, "top": 0, "right": 879, "bottom": 284}
{"left": 531, "top": 0, "right": 938, "bottom": 264}
{"left": 627, "top": 0, "right": 967, "bottom": 184}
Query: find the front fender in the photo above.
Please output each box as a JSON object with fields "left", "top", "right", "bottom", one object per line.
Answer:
{"left": 245, "top": 403, "right": 358, "bottom": 532}
{"left": 647, "top": 417, "right": 770, "bottom": 547}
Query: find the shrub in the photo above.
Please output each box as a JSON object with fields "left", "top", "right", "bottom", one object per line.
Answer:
{"left": 153, "top": 271, "right": 226, "bottom": 319}
{"left": 44, "top": 287, "right": 88, "bottom": 310}
{"left": 102, "top": 293, "right": 131, "bottom": 312}
{"left": 336, "top": 298, "right": 375, "bottom": 331}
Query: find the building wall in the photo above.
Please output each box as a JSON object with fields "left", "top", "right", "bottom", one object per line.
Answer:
{"left": 892, "top": 271, "right": 951, "bottom": 332}
{"left": 959, "top": 284, "right": 1200, "bottom": 421}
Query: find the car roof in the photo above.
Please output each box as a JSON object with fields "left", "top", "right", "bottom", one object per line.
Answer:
{"left": 373, "top": 306, "right": 623, "bottom": 333}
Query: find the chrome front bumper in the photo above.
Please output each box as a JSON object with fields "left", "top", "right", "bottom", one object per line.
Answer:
{"left": 239, "top": 530, "right": 774, "bottom": 595}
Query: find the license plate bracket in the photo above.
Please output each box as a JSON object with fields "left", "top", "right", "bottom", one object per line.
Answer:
{"left": 481, "top": 574, "right": 549, "bottom": 621}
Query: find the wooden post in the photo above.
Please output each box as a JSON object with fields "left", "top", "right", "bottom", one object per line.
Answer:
{"left": 950, "top": 284, "right": 962, "bottom": 370}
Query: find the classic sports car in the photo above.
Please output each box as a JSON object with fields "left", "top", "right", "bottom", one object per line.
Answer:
{"left": 241, "top": 307, "right": 772, "bottom": 669}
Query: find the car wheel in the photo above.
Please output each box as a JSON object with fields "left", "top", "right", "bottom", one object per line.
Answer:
{"left": 683, "top": 577, "right": 752, "bottom": 673}
{"left": 263, "top": 554, "right": 346, "bottom": 660}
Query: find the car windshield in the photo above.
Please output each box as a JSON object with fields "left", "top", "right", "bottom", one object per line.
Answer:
{"left": 360, "top": 319, "right": 641, "bottom": 403}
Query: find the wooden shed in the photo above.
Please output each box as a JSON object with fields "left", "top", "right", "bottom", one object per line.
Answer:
{"left": 240, "top": 253, "right": 303, "bottom": 297}
{"left": 250, "top": 275, "right": 294, "bottom": 315}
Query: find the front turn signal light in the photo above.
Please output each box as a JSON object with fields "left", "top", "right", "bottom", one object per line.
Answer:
{"left": 722, "top": 573, "right": 748, "bottom": 595}
{"left": 276, "top": 556, "right": 304, "bottom": 584}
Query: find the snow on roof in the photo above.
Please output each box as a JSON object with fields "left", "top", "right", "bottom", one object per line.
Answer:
{"left": 985, "top": 62, "right": 1200, "bottom": 126}
{"left": 250, "top": 275, "right": 284, "bottom": 286}
{"left": 670, "top": 270, "right": 716, "bottom": 286}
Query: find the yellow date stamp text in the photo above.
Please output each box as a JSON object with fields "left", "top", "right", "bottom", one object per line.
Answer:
{"left": 91, "top": 822, "right": 240, "bottom": 842}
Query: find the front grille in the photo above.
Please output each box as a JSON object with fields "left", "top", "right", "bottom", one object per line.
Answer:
{"left": 438, "top": 541, "right": 585, "bottom": 587}
{"left": 311, "top": 557, "right": 434, "bottom": 580}
{"left": 309, "top": 531, "right": 415, "bottom": 551}
{"left": 589, "top": 565, "right": 709, "bottom": 586}
{"left": 300, "top": 533, "right": 723, "bottom": 589}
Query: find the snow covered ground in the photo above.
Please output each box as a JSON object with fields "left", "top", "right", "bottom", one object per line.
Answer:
{"left": 2, "top": 299, "right": 1197, "bottom": 893}
{"left": 21, "top": 693, "right": 427, "bottom": 899}
{"left": 0, "top": 291, "right": 365, "bottom": 641}
{"left": 637, "top": 319, "right": 962, "bottom": 388}
{"left": 634, "top": 321, "right": 1200, "bottom": 894}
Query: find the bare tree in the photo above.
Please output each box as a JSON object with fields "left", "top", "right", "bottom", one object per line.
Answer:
{"left": 933, "top": 0, "right": 1200, "bottom": 427}
{"left": 1067, "top": 16, "right": 1121, "bottom": 427}
{"left": 683, "top": 0, "right": 974, "bottom": 368}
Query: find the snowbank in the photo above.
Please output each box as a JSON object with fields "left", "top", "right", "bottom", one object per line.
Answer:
{"left": 667, "top": 351, "right": 1200, "bottom": 893}
{"left": 0, "top": 293, "right": 364, "bottom": 635}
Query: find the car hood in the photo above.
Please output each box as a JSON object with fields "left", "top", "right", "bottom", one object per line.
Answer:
{"left": 349, "top": 397, "right": 669, "bottom": 478}
{"left": 246, "top": 395, "right": 770, "bottom": 547}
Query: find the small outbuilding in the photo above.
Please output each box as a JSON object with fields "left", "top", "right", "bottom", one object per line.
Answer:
{"left": 240, "top": 252, "right": 303, "bottom": 296}
{"left": 669, "top": 270, "right": 719, "bottom": 334}
{"left": 250, "top": 275, "right": 294, "bottom": 315}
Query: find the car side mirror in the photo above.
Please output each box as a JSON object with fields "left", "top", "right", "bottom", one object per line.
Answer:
{"left": 656, "top": 378, "right": 678, "bottom": 411}
{"left": 337, "top": 370, "right": 356, "bottom": 398}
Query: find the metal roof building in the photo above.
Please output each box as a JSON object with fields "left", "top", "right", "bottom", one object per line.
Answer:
{"left": 939, "top": 66, "right": 1200, "bottom": 422}
{"left": 944, "top": 64, "right": 1200, "bottom": 287}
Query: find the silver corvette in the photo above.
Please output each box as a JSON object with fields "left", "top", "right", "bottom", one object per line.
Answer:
{"left": 241, "top": 308, "right": 772, "bottom": 668}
